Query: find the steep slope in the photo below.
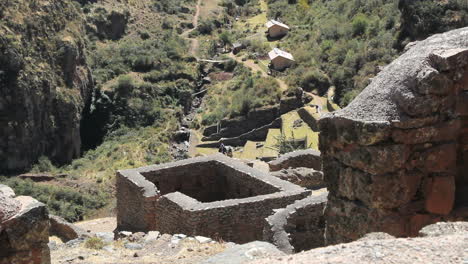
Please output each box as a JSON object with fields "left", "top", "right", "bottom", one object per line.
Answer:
{"left": 0, "top": 0, "right": 93, "bottom": 172}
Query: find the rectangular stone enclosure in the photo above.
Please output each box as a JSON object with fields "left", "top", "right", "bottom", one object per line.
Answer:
{"left": 116, "top": 154, "right": 309, "bottom": 243}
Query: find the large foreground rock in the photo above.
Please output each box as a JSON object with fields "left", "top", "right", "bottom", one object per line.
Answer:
{"left": 319, "top": 27, "right": 468, "bottom": 244}
{"left": 0, "top": 185, "right": 50, "bottom": 264}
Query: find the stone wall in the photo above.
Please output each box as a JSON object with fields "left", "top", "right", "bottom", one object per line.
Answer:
{"left": 116, "top": 155, "right": 309, "bottom": 243}
{"left": 268, "top": 149, "right": 322, "bottom": 172}
{"left": 319, "top": 27, "right": 468, "bottom": 245}
{"left": 263, "top": 192, "right": 327, "bottom": 253}
{"left": 0, "top": 185, "right": 50, "bottom": 264}
{"left": 154, "top": 191, "right": 308, "bottom": 243}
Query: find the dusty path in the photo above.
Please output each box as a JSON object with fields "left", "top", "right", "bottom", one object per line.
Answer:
{"left": 75, "top": 217, "right": 117, "bottom": 233}
{"left": 182, "top": 0, "right": 202, "bottom": 57}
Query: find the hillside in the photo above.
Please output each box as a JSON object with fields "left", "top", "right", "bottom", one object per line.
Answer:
{"left": 1, "top": 0, "right": 468, "bottom": 223}
{"left": 0, "top": 0, "right": 201, "bottom": 221}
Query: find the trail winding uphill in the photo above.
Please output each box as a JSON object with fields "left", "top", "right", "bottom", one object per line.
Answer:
{"left": 182, "top": 0, "right": 202, "bottom": 57}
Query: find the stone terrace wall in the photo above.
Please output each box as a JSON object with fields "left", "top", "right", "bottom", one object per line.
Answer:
{"left": 0, "top": 185, "right": 50, "bottom": 264}
{"left": 319, "top": 27, "right": 468, "bottom": 245}
{"left": 263, "top": 192, "right": 327, "bottom": 253}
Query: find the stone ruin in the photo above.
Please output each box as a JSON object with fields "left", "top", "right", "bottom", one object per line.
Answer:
{"left": 116, "top": 154, "right": 310, "bottom": 243}
{"left": 263, "top": 192, "right": 327, "bottom": 253}
{"left": 0, "top": 184, "right": 50, "bottom": 264}
{"left": 319, "top": 27, "right": 468, "bottom": 244}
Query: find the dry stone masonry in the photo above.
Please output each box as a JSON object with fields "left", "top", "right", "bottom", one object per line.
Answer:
{"left": 268, "top": 149, "right": 322, "bottom": 172}
{"left": 263, "top": 192, "right": 327, "bottom": 253}
{"left": 116, "top": 154, "right": 309, "bottom": 243}
{"left": 319, "top": 27, "right": 468, "bottom": 244}
{"left": 0, "top": 185, "right": 50, "bottom": 264}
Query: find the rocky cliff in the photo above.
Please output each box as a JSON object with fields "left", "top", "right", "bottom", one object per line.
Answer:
{"left": 0, "top": 0, "right": 93, "bottom": 172}
{"left": 319, "top": 27, "right": 468, "bottom": 244}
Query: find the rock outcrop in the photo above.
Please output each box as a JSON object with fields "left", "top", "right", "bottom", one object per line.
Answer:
{"left": 319, "top": 27, "right": 468, "bottom": 244}
{"left": 0, "top": 185, "right": 50, "bottom": 264}
{"left": 0, "top": 1, "right": 93, "bottom": 172}
{"left": 252, "top": 222, "right": 468, "bottom": 264}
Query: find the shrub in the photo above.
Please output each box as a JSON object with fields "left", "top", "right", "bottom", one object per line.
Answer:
{"left": 115, "top": 75, "right": 136, "bottom": 97}
{"left": 31, "top": 156, "right": 56, "bottom": 173}
{"left": 84, "top": 237, "right": 106, "bottom": 250}
{"left": 352, "top": 14, "right": 369, "bottom": 37}
{"left": 198, "top": 19, "right": 215, "bottom": 34}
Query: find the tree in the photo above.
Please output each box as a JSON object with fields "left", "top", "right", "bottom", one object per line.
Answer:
{"left": 219, "top": 31, "right": 232, "bottom": 46}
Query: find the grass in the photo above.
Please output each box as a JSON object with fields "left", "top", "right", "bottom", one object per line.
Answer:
{"left": 240, "top": 141, "right": 263, "bottom": 160}
{"left": 199, "top": 0, "right": 223, "bottom": 18}
{"left": 236, "top": 0, "right": 268, "bottom": 34}
{"left": 262, "top": 129, "right": 281, "bottom": 158}
{"left": 281, "top": 110, "right": 319, "bottom": 150}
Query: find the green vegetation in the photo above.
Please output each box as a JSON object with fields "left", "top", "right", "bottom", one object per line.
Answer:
{"left": 1, "top": 0, "right": 199, "bottom": 221}
{"left": 265, "top": 0, "right": 401, "bottom": 105}
{"left": 398, "top": 0, "right": 468, "bottom": 46}
{"left": 216, "top": 0, "right": 468, "bottom": 106}
{"left": 272, "top": 133, "right": 310, "bottom": 155}
{"left": 199, "top": 63, "right": 281, "bottom": 126}
{"left": 0, "top": 177, "right": 108, "bottom": 222}
{"left": 84, "top": 237, "right": 107, "bottom": 250}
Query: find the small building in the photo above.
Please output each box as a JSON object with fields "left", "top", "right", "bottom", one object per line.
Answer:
{"left": 265, "top": 19, "right": 290, "bottom": 38}
{"left": 232, "top": 42, "right": 245, "bottom": 55}
{"left": 268, "top": 48, "right": 295, "bottom": 71}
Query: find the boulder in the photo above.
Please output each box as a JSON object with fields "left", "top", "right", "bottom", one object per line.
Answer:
{"left": 0, "top": 185, "right": 21, "bottom": 223}
{"left": 0, "top": 187, "right": 50, "bottom": 264}
{"left": 49, "top": 215, "right": 88, "bottom": 242}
